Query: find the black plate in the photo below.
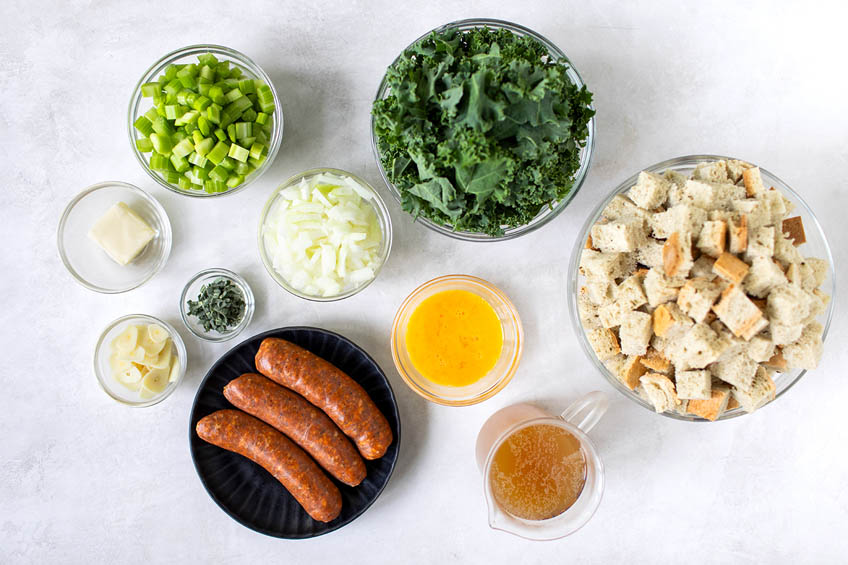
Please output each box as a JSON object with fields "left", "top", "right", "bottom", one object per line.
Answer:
{"left": 189, "top": 327, "right": 401, "bottom": 538}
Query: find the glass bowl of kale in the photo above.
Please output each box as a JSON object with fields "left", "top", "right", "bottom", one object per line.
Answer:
{"left": 371, "top": 18, "right": 595, "bottom": 241}
{"left": 180, "top": 268, "right": 255, "bottom": 342}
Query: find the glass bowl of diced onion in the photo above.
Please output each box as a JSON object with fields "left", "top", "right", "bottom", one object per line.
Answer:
{"left": 128, "top": 44, "right": 284, "bottom": 198}
{"left": 567, "top": 154, "right": 835, "bottom": 421}
{"left": 258, "top": 168, "right": 393, "bottom": 301}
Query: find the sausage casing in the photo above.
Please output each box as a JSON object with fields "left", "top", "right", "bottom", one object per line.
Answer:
{"left": 224, "top": 373, "right": 367, "bottom": 486}
{"left": 196, "top": 409, "right": 342, "bottom": 523}
{"left": 255, "top": 338, "right": 393, "bottom": 460}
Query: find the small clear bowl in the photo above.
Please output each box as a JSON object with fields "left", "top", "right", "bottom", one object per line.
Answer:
{"left": 57, "top": 181, "right": 172, "bottom": 293}
{"left": 179, "top": 268, "right": 255, "bottom": 342}
{"left": 128, "top": 44, "right": 284, "bottom": 198}
{"left": 94, "top": 314, "right": 187, "bottom": 407}
{"left": 568, "top": 154, "right": 836, "bottom": 421}
{"left": 391, "top": 275, "right": 524, "bottom": 406}
{"left": 258, "top": 167, "right": 393, "bottom": 301}
{"left": 371, "top": 18, "right": 595, "bottom": 242}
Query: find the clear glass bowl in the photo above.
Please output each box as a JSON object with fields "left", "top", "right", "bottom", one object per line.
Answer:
{"left": 391, "top": 275, "right": 524, "bottom": 406}
{"left": 128, "top": 44, "right": 284, "bottom": 198}
{"left": 371, "top": 18, "right": 595, "bottom": 242}
{"left": 94, "top": 314, "right": 187, "bottom": 407}
{"left": 179, "top": 268, "right": 255, "bottom": 342}
{"left": 258, "top": 168, "right": 393, "bottom": 301}
{"left": 57, "top": 181, "right": 172, "bottom": 293}
{"left": 568, "top": 155, "right": 836, "bottom": 421}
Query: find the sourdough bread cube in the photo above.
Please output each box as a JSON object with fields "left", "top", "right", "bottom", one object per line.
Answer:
{"left": 578, "top": 291, "right": 602, "bottom": 329}
{"left": 803, "top": 289, "right": 829, "bottom": 325}
{"left": 742, "top": 167, "right": 766, "bottom": 197}
{"left": 636, "top": 238, "right": 665, "bottom": 270}
{"left": 663, "top": 231, "right": 694, "bottom": 277}
{"left": 712, "top": 350, "right": 759, "bottom": 391}
{"left": 727, "top": 214, "right": 748, "bottom": 254}
{"left": 767, "top": 284, "right": 811, "bottom": 326}
{"left": 591, "top": 218, "right": 648, "bottom": 253}
{"left": 677, "top": 277, "right": 723, "bottom": 323}
{"left": 587, "top": 327, "right": 620, "bottom": 361}
{"left": 644, "top": 268, "right": 685, "bottom": 307}
{"left": 585, "top": 280, "right": 617, "bottom": 305}
{"left": 771, "top": 323, "right": 804, "bottom": 346}
{"left": 773, "top": 229, "right": 802, "bottom": 267}
{"left": 746, "top": 226, "right": 775, "bottom": 262}
{"left": 712, "top": 285, "right": 764, "bottom": 339}
{"left": 628, "top": 171, "right": 671, "bottom": 210}
{"left": 617, "top": 355, "right": 648, "bottom": 389}
{"left": 580, "top": 250, "right": 636, "bottom": 282}
{"left": 653, "top": 302, "right": 694, "bottom": 339}
{"left": 692, "top": 160, "right": 729, "bottom": 184}
{"left": 603, "top": 354, "right": 628, "bottom": 378}
{"left": 687, "top": 383, "right": 731, "bottom": 421}
{"left": 746, "top": 334, "right": 776, "bottom": 363}
{"left": 726, "top": 159, "right": 753, "bottom": 183}
{"left": 760, "top": 190, "right": 787, "bottom": 224}
{"left": 639, "top": 373, "right": 680, "bottom": 413}
{"left": 732, "top": 198, "right": 771, "bottom": 229}
{"left": 664, "top": 170, "right": 689, "bottom": 207}
{"left": 599, "top": 300, "right": 631, "bottom": 329}
{"left": 650, "top": 205, "right": 708, "bottom": 240}
{"left": 675, "top": 369, "right": 712, "bottom": 400}
{"left": 603, "top": 194, "right": 651, "bottom": 222}
{"left": 713, "top": 252, "right": 750, "bottom": 284}
{"left": 682, "top": 179, "right": 746, "bottom": 210}
{"left": 744, "top": 257, "right": 788, "bottom": 298}
{"left": 690, "top": 255, "right": 716, "bottom": 279}
{"left": 781, "top": 216, "right": 806, "bottom": 246}
{"left": 782, "top": 322, "right": 823, "bottom": 370}
{"left": 640, "top": 347, "right": 673, "bottom": 374}
{"left": 791, "top": 258, "right": 828, "bottom": 292}
{"left": 740, "top": 316, "right": 769, "bottom": 341}
{"left": 678, "top": 323, "right": 730, "bottom": 368}
{"left": 620, "top": 311, "right": 653, "bottom": 356}
{"left": 616, "top": 275, "right": 648, "bottom": 308}
{"left": 696, "top": 220, "right": 726, "bottom": 258}
{"left": 731, "top": 366, "right": 776, "bottom": 413}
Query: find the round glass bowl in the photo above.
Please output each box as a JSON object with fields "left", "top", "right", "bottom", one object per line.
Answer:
{"left": 179, "top": 268, "right": 255, "bottom": 342}
{"left": 128, "top": 44, "right": 284, "bottom": 198}
{"left": 391, "top": 275, "right": 524, "bottom": 406}
{"left": 58, "top": 182, "right": 172, "bottom": 293}
{"left": 258, "top": 168, "right": 393, "bottom": 301}
{"left": 568, "top": 155, "right": 836, "bottom": 421}
{"left": 94, "top": 314, "right": 187, "bottom": 407}
{"left": 371, "top": 18, "right": 595, "bottom": 242}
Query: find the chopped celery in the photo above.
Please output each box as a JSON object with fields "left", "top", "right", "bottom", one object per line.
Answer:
{"left": 234, "top": 161, "right": 251, "bottom": 175}
{"left": 255, "top": 112, "right": 269, "bottom": 125}
{"left": 150, "top": 133, "right": 172, "bottom": 155}
{"left": 256, "top": 84, "right": 275, "bottom": 113}
{"left": 163, "top": 171, "right": 181, "bottom": 184}
{"left": 197, "top": 115, "right": 211, "bottom": 136}
{"left": 193, "top": 166, "right": 209, "bottom": 181}
{"left": 214, "top": 128, "right": 227, "bottom": 142}
{"left": 178, "top": 176, "right": 193, "bottom": 190}
{"left": 227, "top": 124, "right": 237, "bottom": 142}
{"left": 192, "top": 95, "right": 211, "bottom": 111}
{"left": 141, "top": 82, "right": 160, "bottom": 97}
{"left": 198, "top": 53, "right": 218, "bottom": 67}
{"left": 191, "top": 130, "right": 205, "bottom": 145}
{"left": 209, "top": 165, "right": 229, "bottom": 183}
{"left": 249, "top": 142, "right": 265, "bottom": 161}
{"left": 195, "top": 137, "right": 215, "bottom": 157}
{"left": 234, "top": 122, "right": 252, "bottom": 140}
{"left": 170, "top": 153, "right": 190, "bottom": 173}
{"left": 228, "top": 143, "right": 249, "bottom": 163}
{"left": 188, "top": 151, "right": 208, "bottom": 167}
{"left": 207, "top": 140, "right": 230, "bottom": 165}
{"left": 206, "top": 103, "right": 222, "bottom": 124}
{"left": 208, "top": 85, "right": 226, "bottom": 105}
{"left": 224, "top": 88, "right": 244, "bottom": 103}
{"left": 172, "top": 138, "right": 195, "bottom": 158}
{"left": 133, "top": 116, "right": 154, "bottom": 137}
{"left": 135, "top": 138, "right": 153, "bottom": 152}
{"left": 241, "top": 109, "right": 257, "bottom": 123}
{"left": 149, "top": 153, "right": 171, "bottom": 171}
{"left": 238, "top": 79, "right": 255, "bottom": 94}
{"left": 227, "top": 175, "right": 244, "bottom": 188}
{"left": 220, "top": 157, "right": 237, "bottom": 170}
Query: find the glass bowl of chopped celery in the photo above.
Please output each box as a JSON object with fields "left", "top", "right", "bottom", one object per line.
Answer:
{"left": 371, "top": 18, "right": 595, "bottom": 241}
{"left": 128, "top": 45, "right": 283, "bottom": 197}
{"left": 180, "top": 268, "right": 255, "bottom": 342}
{"left": 258, "top": 168, "right": 393, "bottom": 301}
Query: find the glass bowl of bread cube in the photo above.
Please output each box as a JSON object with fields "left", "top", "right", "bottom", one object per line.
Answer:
{"left": 568, "top": 155, "right": 834, "bottom": 421}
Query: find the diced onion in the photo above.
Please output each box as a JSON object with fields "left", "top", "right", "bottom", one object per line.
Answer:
{"left": 263, "top": 172, "right": 383, "bottom": 297}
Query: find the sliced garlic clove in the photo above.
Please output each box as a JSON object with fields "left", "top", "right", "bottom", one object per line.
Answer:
{"left": 147, "top": 324, "right": 170, "bottom": 344}
{"left": 112, "top": 325, "right": 139, "bottom": 354}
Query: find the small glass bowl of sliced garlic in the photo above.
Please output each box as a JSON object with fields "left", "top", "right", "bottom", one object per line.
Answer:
{"left": 94, "top": 314, "right": 187, "bottom": 406}
{"left": 258, "top": 168, "right": 393, "bottom": 301}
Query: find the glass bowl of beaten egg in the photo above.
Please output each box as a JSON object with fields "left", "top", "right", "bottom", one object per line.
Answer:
{"left": 391, "top": 275, "right": 524, "bottom": 406}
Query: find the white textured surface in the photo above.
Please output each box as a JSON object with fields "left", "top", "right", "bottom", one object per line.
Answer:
{"left": 2, "top": 0, "right": 848, "bottom": 562}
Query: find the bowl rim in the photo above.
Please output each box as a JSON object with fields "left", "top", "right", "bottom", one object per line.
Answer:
{"left": 57, "top": 181, "right": 172, "bottom": 294}
{"left": 370, "top": 17, "right": 596, "bottom": 242}
{"left": 390, "top": 274, "right": 524, "bottom": 406}
{"left": 567, "top": 154, "right": 836, "bottom": 422}
{"left": 179, "top": 267, "right": 256, "bottom": 342}
{"left": 127, "top": 43, "right": 284, "bottom": 198}
{"left": 93, "top": 313, "right": 187, "bottom": 407}
{"left": 257, "top": 167, "right": 393, "bottom": 302}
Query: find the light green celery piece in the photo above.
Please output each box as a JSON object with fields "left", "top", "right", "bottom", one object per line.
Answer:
{"left": 144, "top": 107, "right": 159, "bottom": 122}
{"left": 255, "top": 112, "right": 269, "bottom": 125}
{"left": 174, "top": 110, "right": 199, "bottom": 126}
{"left": 214, "top": 128, "right": 227, "bottom": 142}
{"left": 249, "top": 142, "right": 265, "bottom": 161}
{"left": 240, "top": 136, "right": 256, "bottom": 149}
{"left": 197, "top": 115, "right": 211, "bottom": 136}
{"left": 191, "top": 129, "right": 204, "bottom": 145}
{"left": 198, "top": 53, "right": 218, "bottom": 67}
{"left": 209, "top": 165, "right": 229, "bottom": 183}
{"left": 172, "top": 138, "right": 195, "bottom": 159}
{"left": 228, "top": 143, "right": 249, "bottom": 163}
{"left": 226, "top": 175, "right": 244, "bottom": 188}
{"left": 195, "top": 137, "right": 215, "bottom": 157}
{"left": 149, "top": 153, "right": 171, "bottom": 171}
{"left": 187, "top": 151, "right": 207, "bottom": 167}
{"left": 238, "top": 79, "right": 255, "bottom": 94}
{"left": 234, "top": 161, "right": 250, "bottom": 175}
{"left": 140, "top": 82, "right": 160, "bottom": 97}
{"left": 150, "top": 133, "right": 173, "bottom": 155}
{"left": 135, "top": 138, "right": 153, "bottom": 153}
{"left": 220, "top": 157, "right": 236, "bottom": 170}
{"left": 193, "top": 166, "right": 209, "bottom": 181}
{"left": 206, "top": 140, "right": 230, "bottom": 165}
{"left": 133, "top": 116, "right": 154, "bottom": 137}
{"left": 227, "top": 124, "right": 237, "bottom": 142}
{"left": 163, "top": 171, "right": 180, "bottom": 184}
{"left": 234, "top": 121, "right": 252, "bottom": 140}
{"left": 170, "top": 153, "right": 190, "bottom": 173}
{"left": 178, "top": 176, "right": 193, "bottom": 190}
{"left": 206, "top": 103, "right": 222, "bottom": 124}
{"left": 224, "top": 88, "right": 244, "bottom": 103}
{"left": 248, "top": 154, "right": 266, "bottom": 168}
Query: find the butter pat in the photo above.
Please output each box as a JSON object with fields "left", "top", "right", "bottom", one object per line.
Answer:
{"left": 88, "top": 202, "right": 155, "bottom": 265}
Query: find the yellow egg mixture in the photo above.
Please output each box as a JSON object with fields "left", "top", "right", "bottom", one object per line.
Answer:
{"left": 405, "top": 289, "right": 503, "bottom": 387}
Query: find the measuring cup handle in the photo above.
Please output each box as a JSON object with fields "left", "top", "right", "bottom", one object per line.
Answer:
{"left": 560, "top": 391, "right": 609, "bottom": 433}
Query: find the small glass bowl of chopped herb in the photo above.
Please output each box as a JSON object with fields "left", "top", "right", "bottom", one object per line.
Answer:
{"left": 179, "top": 268, "right": 255, "bottom": 342}
{"left": 371, "top": 19, "right": 595, "bottom": 241}
{"left": 128, "top": 45, "right": 284, "bottom": 198}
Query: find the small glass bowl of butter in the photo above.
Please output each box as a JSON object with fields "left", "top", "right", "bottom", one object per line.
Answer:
{"left": 58, "top": 181, "right": 172, "bottom": 293}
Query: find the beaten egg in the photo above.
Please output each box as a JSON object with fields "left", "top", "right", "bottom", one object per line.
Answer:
{"left": 405, "top": 289, "right": 503, "bottom": 387}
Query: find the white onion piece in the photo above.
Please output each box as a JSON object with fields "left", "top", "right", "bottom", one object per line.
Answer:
{"left": 263, "top": 173, "right": 383, "bottom": 297}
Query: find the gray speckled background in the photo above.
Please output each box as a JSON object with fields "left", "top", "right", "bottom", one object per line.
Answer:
{"left": 2, "top": 0, "right": 847, "bottom": 562}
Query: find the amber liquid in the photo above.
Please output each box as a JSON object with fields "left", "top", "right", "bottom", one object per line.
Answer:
{"left": 489, "top": 424, "right": 587, "bottom": 521}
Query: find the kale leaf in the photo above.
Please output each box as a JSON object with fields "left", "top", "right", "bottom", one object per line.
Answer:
{"left": 373, "top": 26, "right": 594, "bottom": 236}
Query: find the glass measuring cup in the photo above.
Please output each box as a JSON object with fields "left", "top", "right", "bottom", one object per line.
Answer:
{"left": 475, "top": 392, "right": 609, "bottom": 540}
